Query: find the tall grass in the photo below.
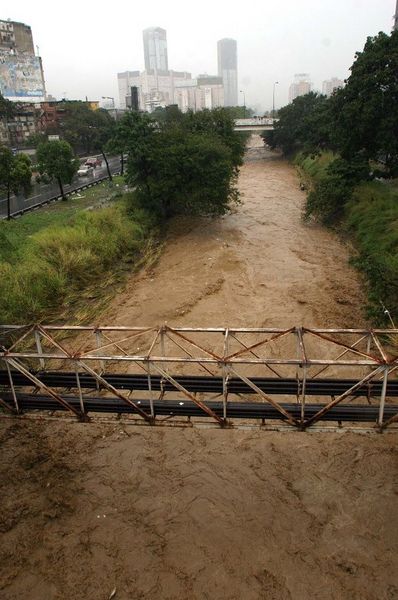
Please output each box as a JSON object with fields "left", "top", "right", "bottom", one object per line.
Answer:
{"left": 0, "top": 195, "right": 156, "bottom": 323}
{"left": 346, "top": 181, "right": 398, "bottom": 323}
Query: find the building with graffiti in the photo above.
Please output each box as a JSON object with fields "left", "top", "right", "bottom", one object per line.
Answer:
{"left": 0, "top": 19, "right": 46, "bottom": 102}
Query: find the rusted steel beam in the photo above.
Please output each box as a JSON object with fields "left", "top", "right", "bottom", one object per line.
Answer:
{"left": 0, "top": 394, "right": 16, "bottom": 414}
{"left": 371, "top": 332, "right": 389, "bottom": 363}
{"left": 164, "top": 330, "right": 216, "bottom": 377}
{"left": 304, "top": 366, "right": 385, "bottom": 428}
{"left": 3, "top": 325, "right": 35, "bottom": 353}
{"left": 296, "top": 327, "right": 307, "bottom": 364}
{"left": 75, "top": 359, "right": 153, "bottom": 422}
{"left": 229, "top": 333, "right": 283, "bottom": 378}
{"left": 81, "top": 327, "right": 155, "bottom": 357}
{"left": 164, "top": 326, "right": 222, "bottom": 361}
{"left": 228, "top": 366, "right": 300, "bottom": 428}
{"left": 311, "top": 335, "right": 367, "bottom": 379}
{"left": 226, "top": 328, "right": 294, "bottom": 360}
{"left": 5, "top": 357, "right": 83, "bottom": 418}
{"left": 305, "top": 329, "right": 384, "bottom": 364}
{"left": 380, "top": 412, "right": 398, "bottom": 430}
{"left": 151, "top": 363, "right": 225, "bottom": 426}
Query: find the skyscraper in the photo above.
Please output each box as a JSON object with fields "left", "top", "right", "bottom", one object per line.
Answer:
{"left": 217, "top": 38, "right": 238, "bottom": 107}
{"left": 394, "top": 0, "right": 398, "bottom": 30}
{"left": 143, "top": 27, "right": 168, "bottom": 74}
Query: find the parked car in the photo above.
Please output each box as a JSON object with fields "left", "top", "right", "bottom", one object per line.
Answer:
{"left": 77, "top": 165, "right": 94, "bottom": 176}
{"left": 85, "top": 157, "right": 102, "bottom": 168}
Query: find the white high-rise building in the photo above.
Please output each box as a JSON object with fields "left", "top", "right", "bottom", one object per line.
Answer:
{"left": 175, "top": 76, "right": 224, "bottom": 112}
{"left": 322, "top": 77, "right": 344, "bottom": 97}
{"left": 143, "top": 27, "right": 168, "bottom": 74}
{"left": 289, "top": 74, "right": 311, "bottom": 103}
{"left": 117, "top": 69, "right": 192, "bottom": 111}
{"left": 217, "top": 38, "right": 238, "bottom": 107}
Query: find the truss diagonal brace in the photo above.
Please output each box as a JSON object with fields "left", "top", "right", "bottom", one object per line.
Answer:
{"left": 228, "top": 366, "right": 300, "bottom": 428}
{"left": 303, "top": 365, "right": 385, "bottom": 428}
{"left": 75, "top": 360, "right": 153, "bottom": 422}
{"left": 4, "top": 357, "right": 84, "bottom": 418}
{"left": 151, "top": 363, "right": 226, "bottom": 426}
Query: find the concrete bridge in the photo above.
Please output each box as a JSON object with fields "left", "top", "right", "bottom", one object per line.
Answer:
{"left": 234, "top": 117, "right": 277, "bottom": 131}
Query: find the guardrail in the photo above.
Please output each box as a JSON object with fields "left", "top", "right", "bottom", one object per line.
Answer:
{"left": 4, "top": 171, "right": 121, "bottom": 219}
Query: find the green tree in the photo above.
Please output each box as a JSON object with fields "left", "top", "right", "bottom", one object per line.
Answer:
{"left": 263, "top": 92, "right": 331, "bottom": 155}
{"left": 330, "top": 30, "right": 398, "bottom": 175}
{"left": 0, "top": 93, "right": 16, "bottom": 120}
{"left": 184, "top": 108, "right": 246, "bottom": 170}
{"left": 36, "top": 140, "right": 79, "bottom": 200}
{"left": 0, "top": 146, "right": 32, "bottom": 219}
{"left": 114, "top": 110, "right": 240, "bottom": 219}
{"left": 60, "top": 102, "right": 115, "bottom": 155}
{"left": 106, "top": 110, "right": 151, "bottom": 176}
{"left": 224, "top": 106, "right": 255, "bottom": 119}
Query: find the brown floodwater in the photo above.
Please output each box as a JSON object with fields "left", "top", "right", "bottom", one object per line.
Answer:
{"left": 104, "top": 135, "right": 366, "bottom": 330}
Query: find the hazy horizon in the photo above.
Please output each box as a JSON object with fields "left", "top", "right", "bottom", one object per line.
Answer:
{"left": 1, "top": 0, "right": 395, "bottom": 111}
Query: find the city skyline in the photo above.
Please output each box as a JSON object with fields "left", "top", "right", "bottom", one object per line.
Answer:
{"left": 0, "top": 0, "right": 395, "bottom": 111}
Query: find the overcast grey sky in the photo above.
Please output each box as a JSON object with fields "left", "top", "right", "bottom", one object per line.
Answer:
{"left": 1, "top": 0, "right": 395, "bottom": 111}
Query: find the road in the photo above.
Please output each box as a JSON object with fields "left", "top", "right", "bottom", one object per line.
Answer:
{"left": 0, "top": 156, "right": 121, "bottom": 218}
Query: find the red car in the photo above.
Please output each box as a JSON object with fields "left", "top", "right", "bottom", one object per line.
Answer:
{"left": 85, "top": 157, "right": 102, "bottom": 168}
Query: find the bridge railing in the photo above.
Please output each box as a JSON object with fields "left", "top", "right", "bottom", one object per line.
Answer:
{"left": 1, "top": 324, "right": 397, "bottom": 430}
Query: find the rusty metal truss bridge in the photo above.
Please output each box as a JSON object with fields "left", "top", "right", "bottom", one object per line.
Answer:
{"left": 1, "top": 324, "right": 398, "bottom": 431}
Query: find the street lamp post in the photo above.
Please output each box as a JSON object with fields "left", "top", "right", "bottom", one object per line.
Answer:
{"left": 272, "top": 82, "right": 279, "bottom": 118}
{"left": 239, "top": 90, "right": 246, "bottom": 118}
{"left": 102, "top": 96, "right": 115, "bottom": 108}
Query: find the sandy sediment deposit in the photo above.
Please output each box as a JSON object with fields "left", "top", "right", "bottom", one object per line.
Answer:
{"left": 1, "top": 136, "right": 397, "bottom": 600}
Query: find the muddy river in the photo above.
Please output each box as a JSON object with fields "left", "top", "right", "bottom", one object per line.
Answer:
{"left": 104, "top": 135, "right": 365, "bottom": 329}
{"left": 1, "top": 136, "right": 397, "bottom": 600}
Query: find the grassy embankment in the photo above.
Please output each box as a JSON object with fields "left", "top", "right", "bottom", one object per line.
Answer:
{"left": 296, "top": 153, "right": 398, "bottom": 324}
{"left": 0, "top": 178, "right": 158, "bottom": 324}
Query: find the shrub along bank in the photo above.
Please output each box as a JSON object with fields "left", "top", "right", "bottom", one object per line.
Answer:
{"left": 297, "top": 152, "right": 398, "bottom": 323}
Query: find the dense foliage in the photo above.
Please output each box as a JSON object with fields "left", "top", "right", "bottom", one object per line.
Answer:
{"left": 36, "top": 140, "right": 79, "bottom": 199}
{"left": 263, "top": 92, "right": 331, "bottom": 155}
{"left": 0, "top": 146, "right": 32, "bottom": 218}
{"left": 267, "top": 30, "right": 398, "bottom": 323}
{"left": 109, "top": 107, "right": 245, "bottom": 219}
{"left": 59, "top": 102, "right": 115, "bottom": 155}
{"left": 265, "top": 30, "right": 398, "bottom": 177}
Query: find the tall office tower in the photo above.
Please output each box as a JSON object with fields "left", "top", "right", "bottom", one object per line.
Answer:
{"left": 143, "top": 27, "right": 168, "bottom": 74}
{"left": 289, "top": 74, "right": 311, "bottom": 103}
{"left": 322, "top": 77, "right": 344, "bottom": 97}
{"left": 0, "top": 19, "right": 46, "bottom": 102}
{"left": 395, "top": 0, "right": 398, "bottom": 30}
{"left": 217, "top": 38, "right": 238, "bottom": 107}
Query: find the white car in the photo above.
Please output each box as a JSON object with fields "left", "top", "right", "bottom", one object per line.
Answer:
{"left": 77, "top": 165, "right": 94, "bottom": 176}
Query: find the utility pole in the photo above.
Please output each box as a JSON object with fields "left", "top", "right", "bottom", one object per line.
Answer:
{"left": 240, "top": 90, "right": 246, "bottom": 117}
{"left": 273, "top": 81, "right": 279, "bottom": 118}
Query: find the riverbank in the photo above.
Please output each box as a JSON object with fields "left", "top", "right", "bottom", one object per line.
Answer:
{"left": 0, "top": 181, "right": 157, "bottom": 323}
{"left": 296, "top": 151, "right": 398, "bottom": 324}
